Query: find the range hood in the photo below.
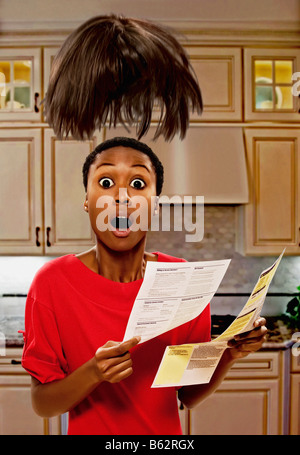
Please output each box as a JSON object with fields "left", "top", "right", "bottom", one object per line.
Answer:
{"left": 105, "top": 125, "right": 249, "bottom": 204}
{"left": 155, "top": 126, "right": 249, "bottom": 204}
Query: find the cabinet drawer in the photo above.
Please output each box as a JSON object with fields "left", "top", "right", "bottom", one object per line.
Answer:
{"left": 225, "top": 351, "right": 280, "bottom": 379}
{"left": 291, "top": 351, "right": 300, "bottom": 372}
{"left": 0, "top": 348, "right": 24, "bottom": 374}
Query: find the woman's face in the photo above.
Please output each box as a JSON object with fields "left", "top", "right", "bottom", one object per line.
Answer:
{"left": 85, "top": 146, "right": 158, "bottom": 252}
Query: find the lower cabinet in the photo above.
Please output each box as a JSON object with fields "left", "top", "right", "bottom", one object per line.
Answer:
{"left": 0, "top": 348, "right": 62, "bottom": 435}
{"left": 290, "top": 351, "right": 300, "bottom": 435}
{"left": 181, "top": 349, "right": 290, "bottom": 435}
{"left": 0, "top": 348, "right": 293, "bottom": 435}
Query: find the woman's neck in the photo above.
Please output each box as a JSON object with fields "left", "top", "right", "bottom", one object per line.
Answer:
{"left": 96, "top": 242, "right": 146, "bottom": 283}
{"left": 76, "top": 240, "right": 158, "bottom": 282}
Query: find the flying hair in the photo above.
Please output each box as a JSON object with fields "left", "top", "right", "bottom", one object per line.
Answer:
{"left": 43, "top": 14, "right": 203, "bottom": 142}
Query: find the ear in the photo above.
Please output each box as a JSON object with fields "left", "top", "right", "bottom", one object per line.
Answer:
{"left": 84, "top": 197, "right": 88, "bottom": 212}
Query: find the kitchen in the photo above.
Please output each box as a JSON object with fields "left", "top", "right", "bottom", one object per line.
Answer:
{"left": 0, "top": 0, "right": 300, "bottom": 436}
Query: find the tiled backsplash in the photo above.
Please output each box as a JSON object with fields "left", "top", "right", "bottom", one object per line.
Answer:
{"left": 0, "top": 206, "right": 299, "bottom": 317}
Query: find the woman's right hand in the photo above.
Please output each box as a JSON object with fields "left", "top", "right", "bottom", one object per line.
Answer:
{"left": 93, "top": 336, "right": 141, "bottom": 384}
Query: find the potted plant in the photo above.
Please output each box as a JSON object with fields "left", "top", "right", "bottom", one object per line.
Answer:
{"left": 281, "top": 286, "right": 300, "bottom": 331}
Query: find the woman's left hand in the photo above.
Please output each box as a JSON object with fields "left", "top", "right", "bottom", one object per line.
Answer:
{"left": 226, "top": 317, "right": 268, "bottom": 360}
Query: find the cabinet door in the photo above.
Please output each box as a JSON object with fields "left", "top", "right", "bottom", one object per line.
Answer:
{"left": 43, "top": 47, "right": 60, "bottom": 123}
{"left": 244, "top": 48, "right": 300, "bottom": 121}
{"left": 0, "top": 349, "right": 62, "bottom": 435}
{"left": 43, "top": 129, "right": 100, "bottom": 254}
{"left": 189, "top": 378, "right": 280, "bottom": 435}
{"left": 0, "top": 48, "right": 42, "bottom": 121}
{"left": 290, "top": 374, "right": 300, "bottom": 435}
{"left": 0, "top": 374, "right": 46, "bottom": 435}
{"left": 184, "top": 47, "right": 242, "bottom": 121}
{"left": 242, "top": 128, "right": 300, "bottom": 255}
{"left": 0, "top": 128, "right": 43, "bottom": 254}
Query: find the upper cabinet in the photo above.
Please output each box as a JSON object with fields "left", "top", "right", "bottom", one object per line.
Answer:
{"left": 43, "top": 47, "right": 59, "bottom": 111}
{"left": 0, "top": 127, "right": 98, "bottom": 255}
{"left": 0, "top": 48, "right": 42, "bottom": 121}
{"left": 0, "top": 128, "right": 43, "bottom": 254}
{"left": 43, "top": 129, "right": 96, "bottom": 255}
{"left": 239, "top": 128, "right": 300, "bottom": 256}
{"left": 244, "top": 48, "right": 300, "bottom": 122}
{"left": 184, "top": 47, "right": 242, "bottom": 121}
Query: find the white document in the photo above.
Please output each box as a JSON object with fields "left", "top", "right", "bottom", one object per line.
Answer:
{"left": 152, "top": 250, "right": 285, "bottom": 388}
{"left": 123, "top": 259, "right": 231, "bottom": 344}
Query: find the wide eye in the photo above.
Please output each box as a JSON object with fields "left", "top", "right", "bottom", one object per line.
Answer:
{"left": 99, "top": 177, "right": 114, "bottom": 188}
{"left": 130, "top": 178, "right": 145, "bottom": 189}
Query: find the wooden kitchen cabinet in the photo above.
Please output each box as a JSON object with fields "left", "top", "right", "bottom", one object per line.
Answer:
{"left": 0, "top": 348, "right": 62, "bottom": 435}
{"left": 183, "top": 350, "right": 290, "bottom": 435}
{"left": 183, "top": 46, "right": 242, "bottom": 121}
{"left": 238, "top": 128, "right": 300, "bottom": 256}
{"left": 43, "top": 129, "right": 96, "bottom": 255}
{"left": 290, "top": 349, "right": 300, "bottom": 435}
{"left": 0, "top": 48, "right": 42, "bottom": 122}
{"left": 0, "top": 127, "right": 98, "bottom": 255}
{"left": 0, "top": 128, "right": 43, "bottom": 254}
{"left": 244, "top": 48, "right": 300, "bottom": 122}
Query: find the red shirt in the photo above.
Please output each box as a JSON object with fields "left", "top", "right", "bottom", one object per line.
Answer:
{"left": 21, "top": 252, "right": 211, "bottom": 435}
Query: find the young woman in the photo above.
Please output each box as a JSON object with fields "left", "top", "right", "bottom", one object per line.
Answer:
{"left": 21, "top": 137, "right": 267, "bottom": 435}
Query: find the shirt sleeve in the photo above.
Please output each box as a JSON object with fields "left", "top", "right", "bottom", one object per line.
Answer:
{"left": 21, "top": 295, "right": 68, "bottom": 384}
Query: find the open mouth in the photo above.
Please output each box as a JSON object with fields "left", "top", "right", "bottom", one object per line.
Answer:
{"left": 110, "top": 216, "right": 133, "bottom": 230}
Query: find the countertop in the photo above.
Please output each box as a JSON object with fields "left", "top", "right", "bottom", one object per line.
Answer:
{"left": 0, "top": 314, "right": 296, "bottom": 350}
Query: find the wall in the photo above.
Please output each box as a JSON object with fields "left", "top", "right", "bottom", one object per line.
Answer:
{"left": 0, "top": 0, "right": 299, "bottom": 33}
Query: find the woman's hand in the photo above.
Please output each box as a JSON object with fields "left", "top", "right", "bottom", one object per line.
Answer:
{"left": 93, "top": 336, "right": 141, "bottom": 384}
{"left": 226, "top": 317, "right": 268, "bottom": 360}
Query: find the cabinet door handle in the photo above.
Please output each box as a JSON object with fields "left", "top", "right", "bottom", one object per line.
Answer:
{"left": 35, "top": 226, "right": 41, "bottom": 247}
{"left": 46, "top": 227, "right": 51, "bottom": 247}
{"left": 11, "top": 360, "right": 22, "bottom": 365}
{"left": 34, "top": 92, "right": 40, "bottom": 113}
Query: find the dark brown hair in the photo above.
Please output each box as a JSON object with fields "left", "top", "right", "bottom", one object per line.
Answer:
{"left": 82, "top": 136, "right": 164, "bottom": 195}
{"left": 44, "top": 14, "right": 202, "bottom": 142}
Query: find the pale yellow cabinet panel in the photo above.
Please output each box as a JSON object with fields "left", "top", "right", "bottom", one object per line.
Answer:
{"left": 290, "top": 351, "right": 300, "bottom": 435}
{"left": 43, "top": 129, "right": 97, "bottom": 254}
{"left": 185, "top": 350, "right": 289, "bottom": 435}
{"left": 244, "top": 48, "right": 300, "bottom": 121}
{"left": 290, "top": 374, "right": 300, "bottom": 435}
{"left": 189, "top": 379, "right": 279, "bottom": 435}
{"left": 0, "top": 128, "right": 43, "bottom": 254}
{"left": 0, "top": 374, "right": 47, "bottom": 435}
{"left": 0, "top": 48, "right": 42, "bottom": 121}
{"left": 0, "top": 128, "right": 100, "bottom": 255}
{"left": 0, "top": 349, "right": 62, "bottom": 435}
{"left": 43, "top": 47, "right": 60, "bottom": 123}
{"left": 241, "top": 128, "right": 300, "bottom": 255}
{"left": 185, "top": 47, "right": 242, "bottom": 121}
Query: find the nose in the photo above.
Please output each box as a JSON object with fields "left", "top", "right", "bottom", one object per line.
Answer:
{"left": 115, "top": 187, "right": 131, "bottom": 205}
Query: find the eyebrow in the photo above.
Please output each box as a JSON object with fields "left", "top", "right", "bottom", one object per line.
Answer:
{"left": 96, "top": 163, "right": 151, "bottom": 173}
